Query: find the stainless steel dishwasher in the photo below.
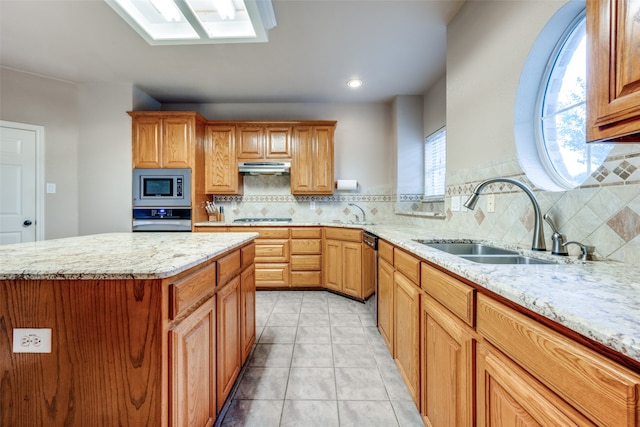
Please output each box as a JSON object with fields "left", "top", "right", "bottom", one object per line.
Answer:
{"left": 363, "top": 231, "right": 378, "bottom": 322}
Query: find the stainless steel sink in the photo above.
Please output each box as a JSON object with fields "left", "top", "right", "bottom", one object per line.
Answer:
{"left": 413, "top": 240, "right": 555, "bottom": 264}
{"left": 459, "top": 255, "right": 553, "bottom": 265}
{"left": 414, "top": 241, "right": 519, "bottom": 256}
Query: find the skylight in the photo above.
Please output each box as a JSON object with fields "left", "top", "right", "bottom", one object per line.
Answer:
{"left": 105, "top": 0, "right": 277, "bottom": 45}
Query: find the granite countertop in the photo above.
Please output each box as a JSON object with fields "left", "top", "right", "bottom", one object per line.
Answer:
{"left": 0, "top": 232, "right": 258, "bottom": 280}
{"left": 196, "top": 220, "right": 640, "bottom": 365}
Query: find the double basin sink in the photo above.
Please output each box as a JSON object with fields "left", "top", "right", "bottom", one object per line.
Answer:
{"left": 414, "top": 241, "right": 554, "bottom": 265}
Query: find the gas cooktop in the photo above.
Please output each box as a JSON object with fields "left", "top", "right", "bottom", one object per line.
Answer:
{"left": 233, "top": 218, "right": 293, "bottom": 223}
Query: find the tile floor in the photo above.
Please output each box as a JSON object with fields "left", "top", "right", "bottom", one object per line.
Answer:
{"left": 216, "top": 290, "right": 424, "bottom": 427}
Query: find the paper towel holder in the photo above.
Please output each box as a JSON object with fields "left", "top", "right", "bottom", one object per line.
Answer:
{"left": 335, "top": 179, "right": 359, "bottom": 191}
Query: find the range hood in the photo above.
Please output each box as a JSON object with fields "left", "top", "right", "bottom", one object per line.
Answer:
{"left": 238, "top": 161, "right": 291, "bottom": 175}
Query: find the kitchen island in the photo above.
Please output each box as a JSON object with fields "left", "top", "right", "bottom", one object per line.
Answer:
{"left": 0, "top": 232, "right": 257, "bottom": 427}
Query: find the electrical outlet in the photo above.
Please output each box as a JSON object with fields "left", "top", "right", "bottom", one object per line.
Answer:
{"left": 310, "top": 201, "right": 316, "bottom": 210}
{"left": 487, "top": 194, "right": 495, "bottom": 213}
{"left": 13, "top": 328, "right": 52, "bottom": 353}
{"left": 451, "top": 196, "right": 461, "bottom": 212}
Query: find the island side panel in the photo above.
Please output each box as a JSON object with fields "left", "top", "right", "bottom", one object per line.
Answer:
{"left": 0, "top": 278, "right": 167, "bottom": 427}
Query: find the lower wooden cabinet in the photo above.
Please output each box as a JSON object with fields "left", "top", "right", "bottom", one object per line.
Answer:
{"left": 169, "top": 297, "right": 217, "bottom": 427}
{"left": 216, "top": 275, "right": 241, "bottom": 412}
{"left": 393, "top": 270, "right": 421, "bottom": 407}
{"left": 476, "top": 341, "right": 592, "bottom": 427}
{"left": 240, "top": 264, "right": 256, "bottom": 364}
{"left": 421, "top": 293, "right": 474, "bottom": 427}
{"left": 290, "top": 227, "right": 322, "bottom": 288}
{"left": 323, "top": 228, "right": 370, "bottom": 300}
{"left": 377, "top": 257, "right": 394, "bottom": 353}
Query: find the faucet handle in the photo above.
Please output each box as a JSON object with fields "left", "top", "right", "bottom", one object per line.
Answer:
{"left": 543, "top": 213, "right": 568, "bottom": 255}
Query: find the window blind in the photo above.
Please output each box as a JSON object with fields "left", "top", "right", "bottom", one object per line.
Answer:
{"left": 424, "top": 127, "right": 446, "bottom": 199}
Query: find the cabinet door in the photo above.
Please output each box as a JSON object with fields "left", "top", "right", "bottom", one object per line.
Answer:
{"left": 265, "top": 126, "right": 292, "bottom": 159}
{"left": 587, "top": 0, "right": 640, "bottom": 142}
{"left": 476, "top": 342, "right": 592, "bottom": 427}
{"left": 312, "top": 126, "right": 334, "bottom": 193}
{"left": 341, "top": 241, "right": 362, "bottom": 298}
{"left": 132, "top": 115, "right": 162, "bottom": 168}
{"left": 421, "top": 294, "right": 474, "bottom": 427}
{"left": 216, "top": 276, "right": 241, "bottom": 412}
{"left": 162, "top": 116, "right": 193, "bottom": 168}
{"left": 240, "top": 265, "right": 256, "bottom": 364}
{"left": 394, "top": 271, "right": 421, "bottom": 407}
{"left": 291, "top": 126, "right": 314, "bottom": 193}
{"left": 377, "top": 258, "right": 394, "bottom": 353}
{"left": 323, "top": 239, "right": 342, "bottom": 292}
{"left": 204, "top": 125, "right": 242, "bottom": 195}
{"left": 170, "top": 297, "right": 216, "bottom": 427}
{"left": 236, "top": 125, "right": 263, "bottom": 160}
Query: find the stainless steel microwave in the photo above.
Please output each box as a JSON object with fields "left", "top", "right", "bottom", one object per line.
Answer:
{"left": 132, "top": 168, "right": 191, "bottom": 207}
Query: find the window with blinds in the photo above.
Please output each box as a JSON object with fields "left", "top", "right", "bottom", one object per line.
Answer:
{"left": 424, "top": 127, "right": 446, "bottom": 199}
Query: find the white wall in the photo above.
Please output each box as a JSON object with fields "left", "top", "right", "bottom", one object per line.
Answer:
{"left": 77, "top": 83, "right": 134, "bottom": 235}
{"left": 423, "top": 74, "right": 446, "bottom": 138}
{"left": 0, "top": 68, "right": 80, "bottom": 239}
{"left": 446, "top": 0, "right": 564, "bottom": 174}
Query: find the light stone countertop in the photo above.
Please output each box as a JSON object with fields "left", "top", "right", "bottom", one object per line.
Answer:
{"left": 0, "top": 232, "right": 258, "bottom": 280}
{"left": 196, "top": 220, "right": 640, "bottom": 365}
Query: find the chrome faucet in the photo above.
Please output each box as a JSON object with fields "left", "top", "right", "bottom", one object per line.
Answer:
{"left": 348, "top": 203, "right": 366, "bottom": 224}
{"left": 543, "top": 213, "right": 568, "bottom": 255}
{"left": 463, "top": 177, "right": 546, "bottom": 251}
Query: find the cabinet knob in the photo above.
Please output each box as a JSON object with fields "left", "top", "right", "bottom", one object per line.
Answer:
{"left": 23, "top": 220, "right": 33, "bottom": 227}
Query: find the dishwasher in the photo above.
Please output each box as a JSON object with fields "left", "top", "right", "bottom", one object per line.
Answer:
{"left": 363, "top": 231, "right": 379, "bottom": 322}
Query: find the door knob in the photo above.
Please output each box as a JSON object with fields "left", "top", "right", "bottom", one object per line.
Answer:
{"left": 23, "top": 220, "right": 33, "bottom": 226}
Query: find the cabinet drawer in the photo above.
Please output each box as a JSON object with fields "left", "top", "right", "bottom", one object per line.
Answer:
{"left": 394, "top": 248, "right": 420, "bottom": 284}
{"left": 217, "top": 249, "right": 241, "bottom": 287}
{"left": 255, "top": 239, "right": 289, "bottom": 262}
{"left": 378, "top": 240, "right": 394, "bottom": 264}
{"left": 255, "top": 263, "right": 290, "bottom": 287}
{"left": 421, "top": 263, "right": 474, "bottom": 326}
{"left": 290, "top": 254, "right": 322, "bottom": 271}
{"left": 477, "top": 294, "right": 640, "bottom": 427}
{"left": 256, "top": 228, "right": 290, "bottom": 239}
{"left": 169, "top": 261, "right": 216, "bottom": 319}
{"left": 291, "top": 239, "right": 321, "bottom": 254}
{"left": 291, "top": 227, "right": 322, "bottom": 239}
{"left": 324, "top": 227, "right": 361, "bottom": 242}
{"left": 291, "top": 271, "right": 322, "bottom": 287}
{"left": 241, "top": 243, "right": 255, "bottom": 269}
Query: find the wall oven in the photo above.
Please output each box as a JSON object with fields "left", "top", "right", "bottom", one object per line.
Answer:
{"left": 132, "top": 168, "right": 192, "bottom": 232}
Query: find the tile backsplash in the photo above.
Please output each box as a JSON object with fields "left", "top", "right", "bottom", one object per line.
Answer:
{"left": 210, "top": 144, "right": 640, "bottom": 264}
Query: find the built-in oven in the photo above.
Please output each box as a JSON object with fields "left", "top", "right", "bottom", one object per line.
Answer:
{"left": 363, "top": 231, "right": 378, "bottom": 321}
{"left": 132, "top": 169, "right": 192, "bottom": 232}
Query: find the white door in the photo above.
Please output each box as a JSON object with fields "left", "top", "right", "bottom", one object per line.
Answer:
{"left": 0, "top": 122, "right": 43, "bottom": 244}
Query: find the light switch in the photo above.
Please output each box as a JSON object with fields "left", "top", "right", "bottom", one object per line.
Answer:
{"left": 487, "top": 194, "right": 495, "bottom": 213}
{"left": 46, "top": 183, "right": 56, "bottom": 194}
{"left": 451, "top": 196, "right": 460, "bottom": 212}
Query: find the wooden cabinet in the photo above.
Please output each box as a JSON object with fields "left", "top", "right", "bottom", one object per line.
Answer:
{"left": 477, "top": 293, "right": 640, "bottom": 427}
{"left": 291, "top": 124, "right": 335, "bottom": 195}
{"left": 420, "top": 265, "right": 475, "bottom": 427}
{"left": 169, "top": 297, "right": 217, "bottom": 427}
{"left": 586, "top": 0, "right": 640, "bottom": 142}
{"left": 378, "top": 256, "right": 395, "bottom": 353}
{"left": 240, "top": 245, "right": 256, "bottom": 364}
{"left": 393, "top": 265, "right": 421, "bottom": 408}
{"left": 130, "top": 112, "right": 205, "bottom": 168}
{"left": 216, "top": 275, "right": 241, "bottom": 412}
{"left": 236, "top": 124, "right": 292, "bottom": 160}
{"left": 290, "top": 227, "right": 323, "bottom": 288}
{"left": 323, "top": 228, "right": 366, "bottom": 299}
{"left": 204, "top": 124, "right": 242, "bottom": 195}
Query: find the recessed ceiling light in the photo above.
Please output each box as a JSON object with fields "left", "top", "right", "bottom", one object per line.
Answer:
{"left": 105, "top": 0, "right": 276, "bottom": 45}
{"left": 347, "top": 79, "right": 363, "bottom": 88}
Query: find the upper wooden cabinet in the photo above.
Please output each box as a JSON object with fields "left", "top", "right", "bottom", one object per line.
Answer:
{"left": 236, "top": 123, "right": 292, "bottom": 160}
{"left": 291, "top": 124, "right": 335, "bottom": 195}
{"left": 586, "top": 0, "right": 640, "bottom": 143}
{"left": 130, "top": 112, "right": 205, "bottom": 168}
{"left": 204, "top": 124, "right": 243, "bottom": 195}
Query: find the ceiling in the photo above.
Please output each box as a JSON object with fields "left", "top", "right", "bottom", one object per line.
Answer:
{"left": 0, "top": 0, "right": 464, "bottom": 104}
